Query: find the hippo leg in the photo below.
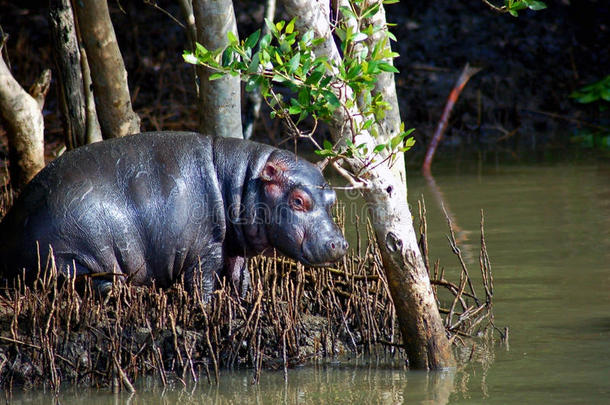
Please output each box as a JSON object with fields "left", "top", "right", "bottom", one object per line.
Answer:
{"left": 52, "top": 254, "right": 114, "bottom": 297}
{"left": 182, "top": 251, "right": 223, "bottom": 301}
{"left": 225, "top": 256, "right": 250, "bottom": 298}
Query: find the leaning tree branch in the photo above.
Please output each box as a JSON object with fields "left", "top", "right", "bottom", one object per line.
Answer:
{"left": 0, "top": 40, "right": 47, "bottom": 189}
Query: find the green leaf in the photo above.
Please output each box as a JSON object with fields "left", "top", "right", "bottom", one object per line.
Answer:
{"left": 373, "top": 143, "right": 386, "bottom": 153}
{"left": 245, "top": 30, "right": 261, "bottom": 49}
{"left": 288, "top": 52, "right": 301, "bottom": 74}
{"left": 339, "top": 6, "right": 356, "bottom": 19}
{"left": 183, "top": 52, "right": 198, "bottom": 65}
{"left": 383, "top": 0, "right": 400, "bottom": 4}
{"left": 400, "top": 137, "right": 416, "bottom": 152}
{"left": 265, "top": 18, "right": 277, "bottom": 36}
{"left": 315, "top": 149, "right": 336, "bottom": 157}
{"left": 346, "top": 63, "right": 362, "bottom": 80}
{"left": 362, "top": 119, "right": 374, "bottom": 130}
{"left": 247, "top": 51, "right": 261, "bottom": 74}
{"left": 306, "top": 71, "right": 324, "bottom": 85}
{"left": 524, "top": 0, "right": 547, "bottom": 10}
{"left": 259, "top": 33, "right": 272, "bottom": 49}
{"left": 390, "top": 134, "right": 403, "bottom": 150}
{"left": 221, "top": 47, "right": 234, "bottom": 66}
{"left": 301, "top": 30, "right": 314, "bottom": 46}
{"left": 227, "top": 31, "right": 238, "bottom": 45}
{"left": 322, "top": 90, "right": 340, "bottom": 109}
{"left": 274, "top": 51, "right": 283, "bottom": 65}
{"left": 245, "top": 77, "right": 259, "bottom": 92}
{"left": 319, "top": 76, "right": 333, "bottom": 88}
{"left": 510, "top": 1, "right": 528, "bottom": 10}
{"left": 571, "top": 92, "right": 598, "bottom": 103}
{"left": 335, "top": 27, "right": 346, "bottom": 42}
{"left": 366, "top": 60, "right": 379, "bottom": 74}
{"left": 323, "top": 139, "right": 333, "bottom": 150}
{"left": 361, "top": 3, "right": 380, "bottom": 19}
{"left": 351, "top": 32, "right": 368, "bottom": 43}
{"left": 195, "top": 42, "right": 209, "bottom": 56}
{"left": 286, "top": 18, "right": 296, "bottom": 34}
{"left": 378, "top": 62, "right": 399, "bottom": 73}
{"left": 209, "top": 72, "right": 225, "bottom": 81}
{"left": 272, "top": 74, "right": 286, "bottom": 83}
{"left": 288, "top": 104, "right": 302, "bottom": 115}
{"left": 298, "top": 87, "right": 310, "bottom": 105}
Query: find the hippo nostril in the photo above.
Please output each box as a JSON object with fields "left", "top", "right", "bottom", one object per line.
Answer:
{"left": 330, "top": 242, "right": 336, "bottom": 250}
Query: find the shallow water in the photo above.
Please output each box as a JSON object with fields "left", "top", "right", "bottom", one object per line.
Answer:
{"left": 9, "top": 159, "right": 610, "bottom": 404}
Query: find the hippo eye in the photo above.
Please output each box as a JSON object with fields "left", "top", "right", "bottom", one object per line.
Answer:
{"left": 289, "top": 189, "right": 312, "bottom": 212}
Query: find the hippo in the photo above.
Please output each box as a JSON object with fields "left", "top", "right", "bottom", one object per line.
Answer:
{"left": 0, "top": 131, "right": 347, "bottom": 296}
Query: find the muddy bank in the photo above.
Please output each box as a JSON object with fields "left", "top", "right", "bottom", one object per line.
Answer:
{"left": 0, "top": 193, "right": 496, "bottom": 392}
{"left": 0, "top": 242, "right": 399, "bottom": 391}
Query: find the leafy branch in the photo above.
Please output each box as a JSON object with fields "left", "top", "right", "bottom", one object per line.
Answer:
{"left": 482, "top": 0, "right": 547, "bottom": 17}
{"left": 183, "top": 1, "right": 415, "bottom": 179}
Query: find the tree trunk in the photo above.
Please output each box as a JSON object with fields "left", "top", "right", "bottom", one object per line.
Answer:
{"left": 0, "top": 55, "right": 47, "bottom": 189}
{"left": 49, "top": 0, "right": 102, "bottom": 148}
{"left": 72, "top": 0, "right": 140, "bottom": 139}
{"left": 281, "top": 0, "right": 455, "bottom": 369}
{"left": 192, "top": 0, "right": 243, "bottom": 138}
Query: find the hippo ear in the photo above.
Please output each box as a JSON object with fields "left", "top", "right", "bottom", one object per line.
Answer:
{"left": 260, "top": 160, "right": 285, "bottom": 182}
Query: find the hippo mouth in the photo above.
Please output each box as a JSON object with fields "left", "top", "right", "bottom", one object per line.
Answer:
{"left": 300, "top": 243, "right": 341, "bottom": 267}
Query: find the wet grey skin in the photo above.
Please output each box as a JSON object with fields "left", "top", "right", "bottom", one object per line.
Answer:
{"left": 0, "top": 132, "right": 348, "bottom": 296}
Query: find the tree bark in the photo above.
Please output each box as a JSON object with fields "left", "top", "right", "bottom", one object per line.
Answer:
{"left": 0, "top": 54, "right": 47, "bottom": 189}
{"left": 72, "top": 0, "right": 140, "bottom": 139}
{"left": 49, "top": 0, "right": 98, "bottom": 148}
{"left": 192, "top": 0, "right": 243, "bottom": 138}
{"left": 281, "top": 0, "right": 455, "bottom": 369}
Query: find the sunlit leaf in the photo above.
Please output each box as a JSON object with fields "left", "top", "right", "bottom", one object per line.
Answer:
{"left": 245, "top": 30, "right": 261, "bottom": 49}
{"left": 209, "top": 72, "right": 225, "bottom": 81}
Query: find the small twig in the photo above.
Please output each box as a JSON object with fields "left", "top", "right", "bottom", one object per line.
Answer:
{"left": 422, "top": 63, "right": 482, "bottom": 175}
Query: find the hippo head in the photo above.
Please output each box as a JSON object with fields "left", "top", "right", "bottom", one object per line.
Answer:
{"left": 257, "top": 151, "right": 348, "bottom": 266}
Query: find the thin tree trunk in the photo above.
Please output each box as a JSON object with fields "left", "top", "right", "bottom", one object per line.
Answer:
{"left": 49, "top": 0, "right": 90, "bottom": 148}
{"left": 72, "top": 0, "right": 140, "bottom": 139}
{"left": 281, "top": 0, "right": 455, "bottom": 369}
{"left": 192, "top": 0, "right": 243, "bottom": 138}
{"left": 0, "top": 52, "right": 47, "bottom": 189}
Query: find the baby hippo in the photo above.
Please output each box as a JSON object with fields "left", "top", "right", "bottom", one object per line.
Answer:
{"left": 0, "top": 132, "right": 347, "bottom": 295}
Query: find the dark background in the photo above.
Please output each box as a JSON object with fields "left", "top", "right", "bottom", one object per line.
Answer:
{"left": 1, "top": 0, "right": 608, "bottom": 164}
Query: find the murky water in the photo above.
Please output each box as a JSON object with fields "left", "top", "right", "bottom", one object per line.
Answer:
{"left": 9, "top": 159, "right": 610, "bottom": 404}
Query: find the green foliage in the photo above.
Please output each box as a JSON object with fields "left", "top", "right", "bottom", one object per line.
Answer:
{"left": 504, "top": 0, "right": 547, "bottom": 17}
{"left": 570, "top": 75, "right": 610, "bottom": 105}
{"left": 183, "top": 0, "right": 415, "bottom": 175}
{"left": 570, "top": 129, "right": 610, "bottom": 150}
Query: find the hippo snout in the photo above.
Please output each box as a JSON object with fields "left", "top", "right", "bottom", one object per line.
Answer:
{"left": 326, "top": 237, "right": 348, "bottom": 260}
{"left": 302, "top": 231, "right": 348, "bottom": 266}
